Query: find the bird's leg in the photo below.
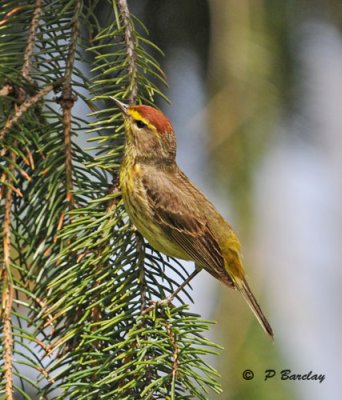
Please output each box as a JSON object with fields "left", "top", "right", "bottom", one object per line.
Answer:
{"left": 161, "top": 267, "right": 201, "bottom": 305}
{"left": 143, "top": 266, "right": 201, "bottom": 314}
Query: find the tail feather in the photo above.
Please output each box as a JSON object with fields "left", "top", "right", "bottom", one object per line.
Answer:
{"left": 236, "top": 278, "right": 274, "bottom": 339}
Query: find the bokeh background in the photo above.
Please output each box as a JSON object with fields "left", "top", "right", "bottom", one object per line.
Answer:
{"left": 131, "top": 1, "right": 342, "bottom": 399}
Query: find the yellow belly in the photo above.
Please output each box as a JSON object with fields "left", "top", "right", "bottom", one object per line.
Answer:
{"left": 120, "top": 164, "right": 191, "bottom": 260}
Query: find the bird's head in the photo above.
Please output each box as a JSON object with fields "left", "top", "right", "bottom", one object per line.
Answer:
{"left": 112, "top": 98, "right": 176, "bottom": 164}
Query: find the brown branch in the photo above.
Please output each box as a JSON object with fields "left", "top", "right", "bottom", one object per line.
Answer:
{"left": 63, "top": 2, "right": 81, "bottom": 89}
{"left": 117, "top": 0, "right": 138, "bottom": 104}
{"left": 0, "top": 80, "right": 62, "bottom": 141}
{"left": 165, "top": 321, "right": 180, "bottom": 387}
{"left": 2, "top": 284, "right": 14, "bottom": 400}
{"left": 0, "top": 0, "right": 44, "bottom": 141}
{"left": 1, "top": 151, "right": 15, "bottom": 400}
{"left": 21, "top": 0, "right": 42, "bottom": 82}
{"left": 58, "top": 0, "right": 82, "bottom": 211}
{"left": 105, "top": 0, "right": 139, "bottom": 209}
{"left": 62, "top": 103, "right": 75, "bottom": 209}
{"left": 136, "top": 233, "right": 147, "bottom": 312}
{"left": 1, "top": 161, "right": 14, "bottom": 296}
{"left": 105, "top": 172, "right": 121, "bottom": 211}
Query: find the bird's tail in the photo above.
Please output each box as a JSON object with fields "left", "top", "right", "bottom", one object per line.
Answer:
{"left": 235, "top": 277, "right": 274, "bottom": 339}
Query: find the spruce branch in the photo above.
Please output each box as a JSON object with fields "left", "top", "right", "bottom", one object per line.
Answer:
{"left": 1, "top": 150, "right": 15, "bottom": 400}
{"left": 1, "top": 2, "right": 48, "bottom": 396}
{"left": 117, "top": 0, "right": 138, "bottom": 103}
{"left": 58, "top": 0, "right": 82, "bottom": 211}
{"left": 0, "top": 2, "right": 223, "bottom": 398}
{"left": 21, "top": 0, "right": 42, "bottom": 83}
{"left": 137, "top": 232, "right": 148, "bottom": 312}
{"left": 106, "top": 0, "right": 139, "bottom": 202}
{"left": 165, "top": 318, "right": 180, "bottom": 397}
{"left": 0, "top": 80, "right": 62, "bottom": 141}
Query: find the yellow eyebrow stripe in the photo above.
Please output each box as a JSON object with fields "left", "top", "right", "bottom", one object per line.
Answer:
{"left": 127, "top": 109, "right": 158, "bottom": 134}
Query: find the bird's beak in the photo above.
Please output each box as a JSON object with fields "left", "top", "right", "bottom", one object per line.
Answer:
{"left": 111, "top": 97, "right": 129, "bottom": 115}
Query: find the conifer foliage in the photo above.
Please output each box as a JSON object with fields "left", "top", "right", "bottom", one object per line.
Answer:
{"left": 0, "top": 1, "right": 221, "bottom": 398}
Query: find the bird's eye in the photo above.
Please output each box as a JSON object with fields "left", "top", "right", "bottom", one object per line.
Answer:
{"left": 135, "top": 120, "right": 146, "bottom": 129}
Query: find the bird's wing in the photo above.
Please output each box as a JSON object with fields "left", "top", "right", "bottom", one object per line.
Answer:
{"left": 142, "top": 168, "right": 233, "bottom": 286}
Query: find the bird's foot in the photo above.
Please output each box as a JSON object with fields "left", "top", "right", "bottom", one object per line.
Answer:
{"left": 142, "top": 296, "right": 175, "bottom": 315}
{"left": 142, "top": 268, "right": 201, "bottom": 315}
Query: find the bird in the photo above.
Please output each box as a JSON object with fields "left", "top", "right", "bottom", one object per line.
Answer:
{"left": 112, "top": 98, "right": 273, "bottom": 338}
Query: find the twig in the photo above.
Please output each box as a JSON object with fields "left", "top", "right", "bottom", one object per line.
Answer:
{"left": 62, "top": 1, "right": 81, "bottom": 90}
{"left": 58, "top": 0, "right": 82, "bottom": 210}
{"left": 0, "top": 1, "right": 54, "bottom": 142}
{"left": 1, "top": 152, "right": 15, "bottom": 400}
{"left": 2, "top": 283, "right": 14, "bottom": 400}
{"left": 165, "top": 320, "right": 180, "bottom": 396}
{"left": 2, "top": 285, "right": 14, "bottom": 400}
{"left": 117, "top": 0, "right": 138, "bottom": 104}
{"left": 0, "top": 80, "right": 62, "bottom": 141}
{"left": 105, "top": 0, "right": 138, "bottom": 209}
{"left": 136, "top": 233, "right": 147, "bottom": 312}
{"left": 21, "top": 0, "right": 42, "bottom": 83}
{"left": 105, "top": 171, "right": 121, "bottom": 212}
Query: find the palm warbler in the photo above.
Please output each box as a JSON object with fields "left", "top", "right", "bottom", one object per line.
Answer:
{"left": 113, "top": 98, "right": 273, "bottom": 338}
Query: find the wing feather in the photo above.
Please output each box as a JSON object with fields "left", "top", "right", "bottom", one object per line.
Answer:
{"left": 142, "top": 168, "right": 233, "bottom": 286}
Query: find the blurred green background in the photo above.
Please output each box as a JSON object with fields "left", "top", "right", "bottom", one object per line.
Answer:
{"left": 132, "top": 1, "right": 342, "bottom": 399}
